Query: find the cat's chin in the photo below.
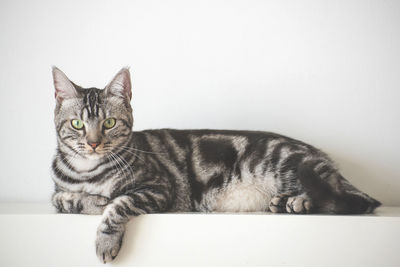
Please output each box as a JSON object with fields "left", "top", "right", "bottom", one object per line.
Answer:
{"left": 84, "top": 152, "right": 106, "bottom": 160}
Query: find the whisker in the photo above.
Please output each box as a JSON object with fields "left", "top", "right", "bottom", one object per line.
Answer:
{"left": 118, "top": 145, "right": 167, "bottom": 155}
{"left": 117, "top": 147, "right": 146, "bottom": 164}
{"left": 111, "top": 151, "right": 135, "bottom": 180}
{"left": 109, "top": 151, "right": 133, "bottom": 180}
{"left": 108, "top": 152, "right": 125, "bottom": 178}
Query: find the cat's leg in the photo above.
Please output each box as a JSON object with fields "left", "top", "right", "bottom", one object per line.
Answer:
{"left": 52, "top": 191, "right": 109, "bottom": 215}
{"left": 95, "top": 190, "right": 169, "bottom": 263}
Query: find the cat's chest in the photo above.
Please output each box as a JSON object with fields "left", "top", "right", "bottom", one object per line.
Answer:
{"left": 57, "top": 177, "right": 117, "bottom": 198}
{"left": 78, "top": 180, "right": 116, "bottom": 197}
{"left": 53, "top": 157, "right": 121, "bottom": 198}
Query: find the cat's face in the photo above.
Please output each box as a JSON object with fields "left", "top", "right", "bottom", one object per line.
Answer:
{"left": 53, "top": 67, "right": 133, "bottom": 160}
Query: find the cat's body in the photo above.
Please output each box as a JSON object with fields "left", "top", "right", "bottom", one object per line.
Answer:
{"left": 51, "top": 67, "right": 380, "bottom": 263}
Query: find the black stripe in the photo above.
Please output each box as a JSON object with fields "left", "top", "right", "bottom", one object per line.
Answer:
{"left": 120, "top": 119, "right": 132, "bottom": 129}
{"left": 248, "top": 138, "right": 268, "bottom": 173}
{"left": 187, "top": 149, "right": 204, "bottom": 205}
{"left": 56, "top": 120, "right": 68, "bottom": 132}
{"left": 138, "top": 191, "right": 163, "bottom": 211}
{"left": 269, "top": 143, "right": 287, "bottom": 171}
{"left": 61, "top": 135, "right": 77, "bottom": 141}
{"left": 102, "top": 218, "right": 120, "bottom": 235}
{"left": 58, "top": 150, "right": 108, "bottom": 174}
{"left": 280, "top": 153, "right": 305, "bottom": 174}
{"left": 154, "top": 131, "right": 182, "bottom": 168}
{"left": 315, "top": 164, "right": 330, "bottom": 175}
{"left": 53, "top": 158, "right": 118, "bottom": 184}
{"left": 88, "top": 89, "right": 97, "bottom": 118}
{"left": 57, "top": 132, "right": 80, "bottom": 154}
{"left": 206, "top": 173, "right": 225, "bottom": 190}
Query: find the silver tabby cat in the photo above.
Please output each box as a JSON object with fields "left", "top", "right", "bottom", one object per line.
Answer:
{"left": 51, "top": 67, "right": 380, "bottom": 263}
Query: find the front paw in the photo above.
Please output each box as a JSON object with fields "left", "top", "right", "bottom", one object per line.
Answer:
{"left": 52, "top": 192, "right": 83, "bottom": 213}
{"left": 96, "top": 225, "right": 125, "bottom": 263}
{"left": 52, "top": 192, "right": 109, "bottom": 214}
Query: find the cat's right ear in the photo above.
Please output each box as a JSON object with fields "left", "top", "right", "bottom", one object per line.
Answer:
{"left": 105, "top": 67, "right": 132, "bottom": 101}
{"left": 52, "top": 66, "right": 78, "bottom": 103}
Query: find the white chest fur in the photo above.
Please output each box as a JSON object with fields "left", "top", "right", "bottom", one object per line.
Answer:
{"left": 71, "top": 157, "right": 101, "bottom": 172}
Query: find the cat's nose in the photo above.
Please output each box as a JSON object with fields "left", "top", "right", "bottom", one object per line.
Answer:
{"left": 87, "top": 141, "right": 101, "bottom": 149}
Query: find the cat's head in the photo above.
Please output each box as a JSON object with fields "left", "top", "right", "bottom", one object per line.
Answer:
{"left": 52, "top": 67, "right": 133, "bottom": 160}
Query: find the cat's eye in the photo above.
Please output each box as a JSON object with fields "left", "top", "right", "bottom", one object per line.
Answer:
{"left": 71, "top": 119, "right": 84, "bottom": 130}
{"left": 103, "top": 118, "right": 116, "bottom": 129}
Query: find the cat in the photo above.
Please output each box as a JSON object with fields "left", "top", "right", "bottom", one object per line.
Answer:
{"left": 51, "top": 67, "right": 381, "bottom": 263}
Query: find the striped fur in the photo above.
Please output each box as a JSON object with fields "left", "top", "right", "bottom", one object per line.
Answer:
{"left": 51, "top": 67, "right": 381, "bottom": 263}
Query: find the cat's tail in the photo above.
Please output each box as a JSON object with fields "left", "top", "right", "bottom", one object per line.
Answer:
{"left": 297, "top": 163, "right": 381, "bottom": 214}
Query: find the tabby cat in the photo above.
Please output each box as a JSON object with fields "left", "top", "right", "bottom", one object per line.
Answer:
{"left": 51, "top": 67, "right": 381, "bottom": 263}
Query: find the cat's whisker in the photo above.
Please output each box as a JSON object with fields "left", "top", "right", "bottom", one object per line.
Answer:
{"left": 66, "top": 152, "right": 79, "bottom": 167}
{"left": 109, "top": 151, "right": 132, "bottom": 181}
{"left": 106, "top": 154, "right": 120, "bottom": 177}
{"left": 118, "top": 145, "right": 167, "bottom": 155}
{"left": 116, "top": 147, "right": 146, "bottom": 164}
{"left": 110, "top": 151, "right": 135, "bottom": 180}
{"left": 61, "top": 145, "right": 81, "bottom": 167}
{"left": 108, "top": 152, "right": 124, "bottom": 178}
{"left": 114, "top": 153, "right": 136, "bottom": 187}
{"left": 116, "top": 153, "right": 136, "bottom": 176}
{"left": 106, "top": 153, "right": 128, "bottom": 183}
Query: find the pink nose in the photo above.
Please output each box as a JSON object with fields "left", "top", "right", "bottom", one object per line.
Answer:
{"left": 87, "top": 141, "right": 100, "bottom": 149}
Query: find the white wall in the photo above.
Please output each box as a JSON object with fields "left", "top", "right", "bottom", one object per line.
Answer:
{"left": 0, "top": 0, "right": 399, "bottom": 205}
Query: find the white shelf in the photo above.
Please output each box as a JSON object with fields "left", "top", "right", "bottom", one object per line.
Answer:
{"left": 1, "top": 204, "right": 399, "bottom": 267}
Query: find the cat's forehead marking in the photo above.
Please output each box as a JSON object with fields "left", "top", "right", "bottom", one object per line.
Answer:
{"left": 82, "top": 88, "right": 102, "bottom": 119}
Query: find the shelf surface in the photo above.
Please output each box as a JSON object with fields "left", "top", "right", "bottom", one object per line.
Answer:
{"left": 0, "top": 204, "right": 399, "bottom": 267}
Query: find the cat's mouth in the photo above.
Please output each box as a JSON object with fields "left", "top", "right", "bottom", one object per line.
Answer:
{"left": 77, "top": 142, "right": 113, "bottom": 160}
{"left": 83, "top": 146, "right": 107, "bottom": 159}
{"left": 84, "top": 143, "right": 105, "bottom": 155}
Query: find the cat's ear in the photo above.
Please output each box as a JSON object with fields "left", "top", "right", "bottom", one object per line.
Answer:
{"left": 52, "top": 66, "right": 78, "bottom": 103}
{"left": 105, "top": 67, "right": 132, "bottom": 100}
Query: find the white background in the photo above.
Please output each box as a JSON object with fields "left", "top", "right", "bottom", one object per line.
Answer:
{"left": 0, "top": 0, "right": 399, "bottom": 205}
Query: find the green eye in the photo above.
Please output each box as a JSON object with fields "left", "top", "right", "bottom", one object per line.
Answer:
{"left": 71, "top": 119, "right": 84, "bottom": 130}
{"left": 103, "top": 118, "right": 116, "bottom": 129}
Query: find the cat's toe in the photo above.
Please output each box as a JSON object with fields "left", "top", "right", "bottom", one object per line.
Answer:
{"left": 53, "top": 192, "right": 82, "bottom": 213}
{"left": 286, "top": 195, "right": 312, "bottom": 214}
{"left": 269, "top": 195, "right": 288, "bottom": 213}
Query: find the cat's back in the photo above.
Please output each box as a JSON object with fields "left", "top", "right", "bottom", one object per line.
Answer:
{"left": 137, "top": 128, "right": 319, "bottom": 157}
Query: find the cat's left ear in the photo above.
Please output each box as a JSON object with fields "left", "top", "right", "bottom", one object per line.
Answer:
{"left": 52, "top": 66, "right": 78, "bottom": 103}
{"left": 105, "top": 67, "right": 132, "bottom": 101}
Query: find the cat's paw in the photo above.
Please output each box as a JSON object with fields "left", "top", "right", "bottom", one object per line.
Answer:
{"left": 52, "top": 192, "right": 109, "bottom": 214}
{"left": 52, "top": 192, "right": 83, "bottom": 213}
{"left": 269, "top": 195, "right": 289, "bottom": 213}
{"left": 96, "top": 226, "right": 124, "bottom": 263}
{"left": 286, "top": 195, "right": 313, "bottom": 214}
